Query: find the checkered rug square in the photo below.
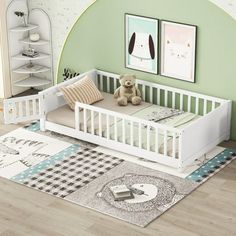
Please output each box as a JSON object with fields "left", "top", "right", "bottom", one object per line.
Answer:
{"left": 23, "top": 148, "right": 124, "bottom": 198}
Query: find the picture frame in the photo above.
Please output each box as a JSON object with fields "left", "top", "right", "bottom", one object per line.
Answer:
{"left": 125, "top": 14, "right": 159, "bottom": 74}
{"left": 160, "top": 20, "right": 197, "bottom": 83}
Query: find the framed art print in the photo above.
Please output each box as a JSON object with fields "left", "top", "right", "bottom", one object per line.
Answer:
{"left": 160, "top": 21, "right": 197, "bottom": 83}
{"left": 125, "top": 14, "right": 159, "bottom": 74}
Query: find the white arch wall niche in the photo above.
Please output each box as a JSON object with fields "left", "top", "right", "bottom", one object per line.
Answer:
{"left": 210, "top": 0, "right": 236, "bottom": 20}
{"left": 27, "top": 0, "right": 95, "bottom": 77}
{"left": 27, "top": 0, "right": 236, "bottom": 79}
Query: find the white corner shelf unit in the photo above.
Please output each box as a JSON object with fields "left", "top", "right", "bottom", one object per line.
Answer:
{"left": 9, "top": 24, "right": 38, "bottom": 32}
{"left": 12, "top": 52, "right": 51, "bottom": 61}
{"left": 7, "top": 0, "right": 54, "bottom": 96}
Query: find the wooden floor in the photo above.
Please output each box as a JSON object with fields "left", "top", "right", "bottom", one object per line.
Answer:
{"left": 0, "top": 108, "right": 236, "bottom": 236}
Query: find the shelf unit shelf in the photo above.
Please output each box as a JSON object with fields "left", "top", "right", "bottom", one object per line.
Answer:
{"left": 10, "top": 24, "right": 38, "bottom": 32}
{"left": 13, "top": 64, "right": 51, "bottom": 74}
{"left": 20, "top": 38, "right": 50, "bottom": 46}
{"left": 12, "top": 52, "right": 51, "bottom": 61}
{"left": 14, "top": 77, "right": 52, "bottom": 87}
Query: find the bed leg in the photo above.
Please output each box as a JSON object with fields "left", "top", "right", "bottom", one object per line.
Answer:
{"left": 177, "top": 162, "right": 185, "bottom": 173}
{"left": 40, "top": 118, "right": 46, "bottom": 131}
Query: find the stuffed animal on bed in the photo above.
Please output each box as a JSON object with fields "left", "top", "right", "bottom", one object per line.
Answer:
{"left": 114, "top": 75, "right": 142, "bottom": 106}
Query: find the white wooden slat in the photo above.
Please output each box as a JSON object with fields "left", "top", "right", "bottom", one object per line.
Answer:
{"left": 113, "top": 79, "right": 117, "bottom": 92}
{"left": 139, "top": 122, "right": 142, "bottom": 148}
{"left": 130, "top": 121, "right": 134, "bottom": 146}
{"left": 172, "top": 132, "right": 177, "bottom": 159}
{"left": 94, "top": 73, "right": 98, "bottom": 87}
{"left": 204, "top": 99, "right": 207, "bottom": 115}
{"left": 212, "top": 102, "right": 216, "bottom": 110}
{"left": 157, "top": 88, "right": 160, "bottom": 105}
{"left": 155, "top": 127, "right": 159, "bottom": 153}
{"left": 178, "top": 133, "right": 183, "bottom": 166}
{"left": 98, "top": 75, "right": 102, "bottom": 91}
{"left": 122, "top": 118, "right": 126, "bottom": 144}
{"left": 101, "top": 76, "right": 104, "bottom": 91}
{"left": 164, "top": 130, "right": 168, "bottom": 156}
{"left": 39, "top": 96, "right": 44, "bottom": 117}
{"left": 188, "top": 96, "right": 191, "bottom": 112}
{"left": 26, "top": 100, "right": 30, "bottom": 116}
{"left": 196, "top": 97, "right": 199, "bottom": 115}
{"left": 75, "top": 106, "right": 80, "bottom": 131}
{"left": 107, "top": 77, "right": 110, "bottom": 93}
{"left": 142, "top": 85, "right": 146, "bottom": 101}
{"left": 91, "top": 110, "right": 95, "bottom": 135}
{"left": 19, "top": 101, "right": 23, "bottom": 118}
{"left": 180, "top": 94, "right": 184, "bottom": 111}
{"left": 172, "top": 92, "right": 176, "bottom": 109}
{"left": 165, "top": 90, "right": 168, "bottom": 107}
{"left": 150, "top": 87, "right": 153, "bottom": 103}
{"left": 99, "top": 112, "right": 102, "bottom": 137}
{"left": 83, "top": 108, "right": 87, "bottom": 133}
{"left": 32, "top": 99, "right": 36, "bottom": 116}
{"left": 114, "top": 116, "right": 118, "bottom": 141}
{"left": 106, "top": 114, "right": 110, "bottom": 139}
{"left": 147, "top": 125, "right": 150, "bottom": 151}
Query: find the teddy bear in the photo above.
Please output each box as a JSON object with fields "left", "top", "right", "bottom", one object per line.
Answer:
{"left": 114, "top": 75, "right": 142, "bottom": 106}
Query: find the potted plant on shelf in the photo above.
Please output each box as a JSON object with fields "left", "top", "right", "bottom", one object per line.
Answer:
{"left": 14, "top": 11, "right": 27, "bottom": 27}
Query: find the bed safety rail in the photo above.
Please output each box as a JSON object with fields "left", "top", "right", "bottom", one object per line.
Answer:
{"left": 4, "top": 94, "right": 43, "bottom": 124}
{"left": 96, "top": 70, "right": 228, "bottom": 116}
{"left": 75, "top": 101, "right": 183, "bottom": 165}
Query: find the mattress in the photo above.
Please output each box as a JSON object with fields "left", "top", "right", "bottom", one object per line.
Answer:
{"left": 46, "top": 92, "right": 152, "bottom": 129}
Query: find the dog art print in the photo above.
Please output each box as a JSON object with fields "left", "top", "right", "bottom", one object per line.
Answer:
{"left": 125, "top": 14, "right": 158, "bottom": 74}
{"left": 160, "top": 21, "right": 197, "bottom": 82}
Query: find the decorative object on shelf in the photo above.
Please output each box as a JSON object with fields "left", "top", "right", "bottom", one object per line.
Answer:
{"left": 29, "top": 33, "right": 40, "bottom": 42}
{"left": 26, "top": 62, "right": 34, "bottom": 69}
{"left": 13, "top": 63, "right": 50, "bottom": 74}
{"left": 160, "top": 21, "right": 197, "bottom": 83}
{"left": 22, "top": 47, "right": 39, "bottom": 58}
{"left": 114, "top": 74, "right": 142, "bottom": 106}
{"left": 125, "top": 14, "right": 159, "bottom": 74}
{"left": 24, "top": 63, "right": 44, "bottom": 71}
{"left": 63, "top": 68, "right": 80, "bottom": 81}
{"left": 14, "top": 11, "right": 27, "bottom": 27}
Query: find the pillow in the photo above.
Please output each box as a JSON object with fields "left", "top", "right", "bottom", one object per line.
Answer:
{"left": 60, "top": 76, "right": 104, "bottom": 110}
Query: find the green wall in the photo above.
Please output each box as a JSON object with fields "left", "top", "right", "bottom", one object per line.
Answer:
{"left": 58, "top": 0, "right": 236, "bottom": 140}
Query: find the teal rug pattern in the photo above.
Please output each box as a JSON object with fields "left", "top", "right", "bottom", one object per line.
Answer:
{"left": 11, "top": 144, "right": 80, "bottom": 183}
{"left": 186, "top": 149, "right": 236, "bottom": 183}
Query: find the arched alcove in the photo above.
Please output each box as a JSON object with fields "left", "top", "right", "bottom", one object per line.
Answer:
{"left": 58, "top": 0, "right": 236, "bottom": 139}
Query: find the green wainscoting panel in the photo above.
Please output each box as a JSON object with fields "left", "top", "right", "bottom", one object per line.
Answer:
{"left": 58, "top": 0, "right": 236, "bottom": 140}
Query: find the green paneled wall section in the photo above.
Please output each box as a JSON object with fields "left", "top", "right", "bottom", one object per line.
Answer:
{"left": 58, "top": 0, "right": 236, "bottom": 140}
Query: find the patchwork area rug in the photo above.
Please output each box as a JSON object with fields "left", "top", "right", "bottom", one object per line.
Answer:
{"left": 0, "top": 124, "right": 235, "bottom": 227}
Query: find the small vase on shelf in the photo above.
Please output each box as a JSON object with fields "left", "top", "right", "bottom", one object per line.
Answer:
{"left": 14, "top": 11, "right": 28, "bottom": 27}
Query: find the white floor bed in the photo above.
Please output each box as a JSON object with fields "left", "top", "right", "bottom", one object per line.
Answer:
{"left": 3, "top": 69, "right": 232, "bottom": 169}
{"left": 46, "top": 91, "right": 199, "bottom": 157}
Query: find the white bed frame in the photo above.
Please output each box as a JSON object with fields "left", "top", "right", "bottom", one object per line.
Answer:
{"left": 4, "top": 69, "right": 232, "bottom": 169}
